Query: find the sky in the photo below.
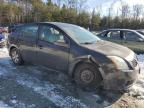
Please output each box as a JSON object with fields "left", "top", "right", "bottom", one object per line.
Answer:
{"left": 43, "top": 0, "right": 144, "bottom": 16}
{"left": 86, "top": 0, "right": 144, "bottom": 15}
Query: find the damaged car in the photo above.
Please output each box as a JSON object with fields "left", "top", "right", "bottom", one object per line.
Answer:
{"left": 7, "top": 22, "right": 140, "bottom": 90}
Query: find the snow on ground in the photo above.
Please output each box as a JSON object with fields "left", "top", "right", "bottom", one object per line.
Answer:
{"left": 128, "top": 54, "right": 144, "bottom": 99}
{"left": 0, "top": 48, "right": 8, "bottom": 56}
{"left": 0, "top": 101, "right": 12, "bottom": 108}
{"left": 0, "top": 48, "right": 104, "bottom": 108}
{"left": 0, "top": 47, "right": 144, "bottom": 108}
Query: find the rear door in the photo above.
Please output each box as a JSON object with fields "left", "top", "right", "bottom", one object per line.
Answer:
{"left": 36, "top": 24, "right": 70, "bottom": 71}
{"left": 18, "top": 24, "right": 38, "bottom": 63}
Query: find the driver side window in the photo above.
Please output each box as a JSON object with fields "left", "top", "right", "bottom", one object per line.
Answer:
{"left": 106, "top": 31, "right": 121, "bottom": 40}
{"left": 39, "top": 25, "right": 65, "bottom": 43}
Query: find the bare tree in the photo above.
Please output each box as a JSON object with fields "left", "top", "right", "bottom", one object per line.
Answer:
{"left": 118, "top": 1, "right": 131, "bottom": 28}
{"left": 95, "top": 5, "right": 102, "bottom": 16}
{"left": 65, "top": 0, "right": 76, "bottom": 8}
{"left": 56, "top": 0, "right": 62, "bottom": 7}
{"left": 64, "top": 0, "right": 87, "bottom": 11}
{"left": 133, "top": 4, "right": 143, "bottom": 20}
{"left": 77, "top": 0, "right": 87, "bottom": 12}
{"left": 120, "top": 4, "right": 130, "bottom": 19}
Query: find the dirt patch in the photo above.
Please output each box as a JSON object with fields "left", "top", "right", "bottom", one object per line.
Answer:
{"left": 107, "top": 94, "right": 144, "bottom": 108}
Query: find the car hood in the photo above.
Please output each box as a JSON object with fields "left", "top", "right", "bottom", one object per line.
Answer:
{"left": 81, "top": 41, "right": 133, "bottom": 59}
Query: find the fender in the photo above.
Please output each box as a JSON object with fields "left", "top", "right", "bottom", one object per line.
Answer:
{"left": 8, "top": 44, "right": 19, "bottom": 55}
{"left": 68, "top": 55, "right": 101, "bottom": 77}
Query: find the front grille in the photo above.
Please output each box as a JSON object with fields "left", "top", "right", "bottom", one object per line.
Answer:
{"left": 131, "top": 59, "right": 138, "bottom": 67}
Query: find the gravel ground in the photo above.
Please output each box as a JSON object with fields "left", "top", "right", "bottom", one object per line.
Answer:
{"left": 0, "top": 48, "right": 144, "bottom": 108}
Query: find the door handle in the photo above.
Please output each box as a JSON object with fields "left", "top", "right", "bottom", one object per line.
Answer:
{"left": 38, "top": 45, "right": 43, "bottom": 49}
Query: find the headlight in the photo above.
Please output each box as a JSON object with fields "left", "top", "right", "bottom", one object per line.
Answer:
{"left": 107, "top": 56, "right": 129, "bottom": 70}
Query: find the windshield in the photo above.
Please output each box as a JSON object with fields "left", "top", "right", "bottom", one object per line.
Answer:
{"left": 60, "top": 25, "right": 101, "bottom": 44}
{"left": 137, "top": 31, "right": 144, "bottom": 35}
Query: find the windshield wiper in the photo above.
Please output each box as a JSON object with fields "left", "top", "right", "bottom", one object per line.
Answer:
{"left": 81, "top": 42, "right": 93, "bottom": 44}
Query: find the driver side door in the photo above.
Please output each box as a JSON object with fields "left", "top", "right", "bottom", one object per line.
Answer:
{"left": 36, "top": 24, "right": 70, "bottom": 71}
{"left": 100, "top": 30, "right": 123, "bottom": 44}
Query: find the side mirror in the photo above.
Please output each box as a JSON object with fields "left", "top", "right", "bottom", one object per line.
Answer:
{"left": 138, "top": 38, "right": 144, "bottom": 42}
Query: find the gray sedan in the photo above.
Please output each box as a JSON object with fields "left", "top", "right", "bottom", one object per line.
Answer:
{"left": 97, "top": 29, "right": 144, "bottom": 54}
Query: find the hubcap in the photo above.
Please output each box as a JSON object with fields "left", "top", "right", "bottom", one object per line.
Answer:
{"left": 11, "top": 50, "right": 19, "bottom": 63}
{"left": 80, "top": 69, "right": 94, "bottom": 83}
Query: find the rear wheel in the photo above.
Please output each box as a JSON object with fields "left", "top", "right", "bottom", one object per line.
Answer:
{"left": 10, "top": 48, "right": 24, "bottom": 65}
{"left": 74, "top": 63, "right": 102, "bottom": 89}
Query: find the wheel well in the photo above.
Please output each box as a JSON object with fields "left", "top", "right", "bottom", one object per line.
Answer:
{"left": 72, "top": 61, "right": 84, "bottom": 78}
{"left": 72, "top": 61, "right": 100, "bottom": 78}
{"left": 9, "top": 46, "right": 16, "bottom": 55}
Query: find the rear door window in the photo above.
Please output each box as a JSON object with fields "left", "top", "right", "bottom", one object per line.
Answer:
{"left": 124, "top": 31, "right": 140, "bottom": 41}
{"left": 98, "top": 31, "right": 108, "bottom": 37}
{"left": 104, "top": 31, "right": 121, "bottom": 40}
{"left": 21, "top": 24, "right": 38, "bottom": 39}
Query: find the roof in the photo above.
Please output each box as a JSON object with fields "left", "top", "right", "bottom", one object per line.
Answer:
{"left": 11, "top": 22, "right": 79, "bottom": 29}
{"left": 39, "top": 22, "right": 78, "bottom": 28}
{"left": 103, "top": 29, "right": 136, "bottom": 32}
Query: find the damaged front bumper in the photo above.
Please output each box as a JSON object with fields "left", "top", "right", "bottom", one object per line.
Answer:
{"left": 99, "top": 64, "right": 140, "bottom": 90}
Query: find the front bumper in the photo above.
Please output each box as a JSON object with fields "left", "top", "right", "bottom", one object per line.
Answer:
{"left": 101, "top": 64, "right": 140, "bottom": 90}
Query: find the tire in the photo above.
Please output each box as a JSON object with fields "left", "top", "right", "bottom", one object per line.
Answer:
{"left": 10, "top": 48, "right": 24, "bottom": 65}
{"left": 74, "top": 63, "right": 102, "bottom": 89}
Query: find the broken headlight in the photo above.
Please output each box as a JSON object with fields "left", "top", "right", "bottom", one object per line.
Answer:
{"left": 107, "top": 56, "right": 129, "bottom": 70}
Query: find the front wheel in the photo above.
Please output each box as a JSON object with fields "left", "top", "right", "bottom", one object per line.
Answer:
{"left": 74, "top": 63, "right": 102, "bottom": 89}
{"left": 10, "top": 48, "right": 24, "bottom": 65}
